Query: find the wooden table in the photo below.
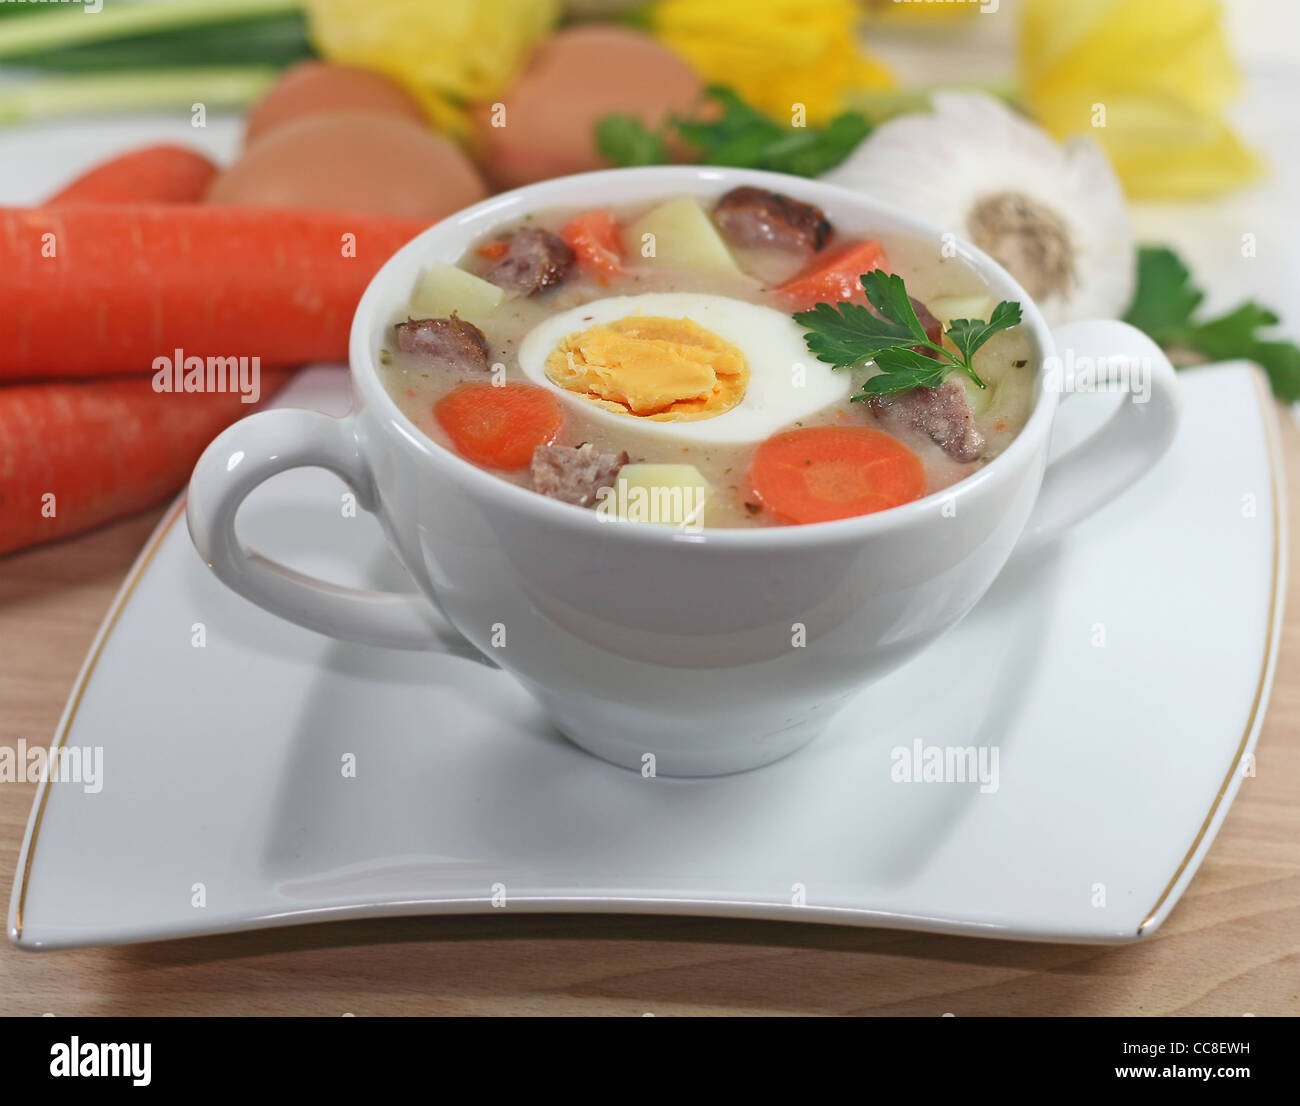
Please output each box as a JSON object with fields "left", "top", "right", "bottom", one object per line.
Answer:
{"left": 2, "top": 417, "right": 1297, "bottom": 1018}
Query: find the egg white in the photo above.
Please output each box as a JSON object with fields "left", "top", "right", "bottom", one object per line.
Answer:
{"left": 516, "top": 292, "right": 850, "bottom": 444}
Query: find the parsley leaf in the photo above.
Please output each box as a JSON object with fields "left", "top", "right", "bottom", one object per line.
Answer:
{"left": 594, "top": 114, "right": 669, "bottom": 168}
{"left": 781, "top": 111, "right": 873, "bottom": 177}
{"left": 946, "top": 302, "right": 1024, "bottom": 363}
{"left": 795, "top": 270, "right": 1022, "bottom": 399}
{"left": 859, "top": 270, "right": 929, "bottom": 343}
{"left": 1248, "top": 343, "right": 1300, "bottom": 401}
{"left": 595, "top": 86, "right": 871, "bottom": 178}
{"left": 1124, "top": 246, "right": 1300, "bottom": 402}
{"left": 794, "top": 300, "right": 914, "bottom": 366}
{"left": 857, "top": 347, "right": 951, "bottom": 397}
{"left": 1123, "top": 247, "right": 1203, "bottom": 337}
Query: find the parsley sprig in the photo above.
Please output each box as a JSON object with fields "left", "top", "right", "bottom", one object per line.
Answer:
{"left": 596, "top": 86, "right": 871, "bottom": 179}
{"left": 1124, "top": 246, "right": 1300, "bottom": 401}
{"left": 794, "top": 270, "right": 1022, "bottom": 399}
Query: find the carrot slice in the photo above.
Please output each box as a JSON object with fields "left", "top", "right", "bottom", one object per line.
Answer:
{"left": 748, "top": 426, "right": 925, "bottom": 524}
{"left": 477, "top": 240, "right": 509, "bottom": 260}
{"left": 560, "top": 210, "right": 624, "bottom": 276}
{"left": 777, "top": 240, "right": 891, "bottom": 311}
{"left": 434, "top": 382, "right": 563, "bottom": 471}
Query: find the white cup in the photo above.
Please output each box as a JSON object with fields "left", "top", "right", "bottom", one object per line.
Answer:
{"left": 187, "top": 166, "right": 1181, "bottom": 776}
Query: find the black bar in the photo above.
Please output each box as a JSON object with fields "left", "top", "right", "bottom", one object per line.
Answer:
{"left": 0, "top": 1015, "right": 1289, "bottom": 1090}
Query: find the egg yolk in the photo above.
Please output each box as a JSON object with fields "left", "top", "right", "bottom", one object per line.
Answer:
{"left": 544, "top": 315, "right": 749, "bottom": 421}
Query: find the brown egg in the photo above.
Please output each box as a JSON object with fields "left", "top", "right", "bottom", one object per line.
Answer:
{"left": 244, "top": 61, "right": 427, "bottom": 146}
{"left": 470, "top": 26, "right": 702, "bottom": 191}
{"left": 207, "top": 114, "right": 487, "bottom": 221}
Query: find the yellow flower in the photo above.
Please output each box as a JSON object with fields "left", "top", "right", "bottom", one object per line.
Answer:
{"left": 648, "top": 0, "right": 893, "bottom": 125}
{"left": 302, "top": 0, "right": 560, "bottom": 141}
{"left": 860, "top": 0, "right": 983, "bottom": 26}
{"left": 1020, "top": 0, "right": 1261, "bottom": 198}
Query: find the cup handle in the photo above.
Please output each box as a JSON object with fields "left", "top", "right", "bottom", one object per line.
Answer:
{"left": 186, "top": 407, "right": 461, "bottom": 651}
{"left": 1017, "top": 320, "right": 1183, "bottom": 551}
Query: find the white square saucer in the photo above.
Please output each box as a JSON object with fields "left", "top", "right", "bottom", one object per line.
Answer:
{"left": 8, "top": 363, "right": 1283, "bottom": 948}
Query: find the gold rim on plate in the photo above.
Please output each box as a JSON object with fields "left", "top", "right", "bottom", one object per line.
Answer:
{"left": 1136, "top": 368, "right": 1284, "bottom": 936}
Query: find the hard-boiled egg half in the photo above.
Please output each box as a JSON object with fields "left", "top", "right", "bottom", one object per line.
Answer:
{"left": 516, "top": 292, "right": 849, "bottom": 444}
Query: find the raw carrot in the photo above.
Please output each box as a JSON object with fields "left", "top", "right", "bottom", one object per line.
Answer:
{"left": 777, "top": 240, "right": 891, "bottom": 311}
{"left": 0, "top": 162, "right": 292, "bottom": 554}
{"left": 434, "top": 382, "right": 563, "bottom": 471}
{"left": 46, "top": 144, "right": 219, "bottom": 206}
{"left": 748, "top": 426, "right": 924, "bottom": 525}
{"left": 560, "top": 210, "right": 624, "bottom": 276}
{"left": 0, "top": 205, "right": 429, "bottom": 379}
{"left": 0, "top": 372, "right": 290, "bottom": 556}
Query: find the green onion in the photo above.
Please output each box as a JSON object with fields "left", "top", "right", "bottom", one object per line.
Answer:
{"left": 0, "top": 66, "right": 279, "bottom": 126}
{"left": 0, "top": 0, "right": 302, "bottom": 60}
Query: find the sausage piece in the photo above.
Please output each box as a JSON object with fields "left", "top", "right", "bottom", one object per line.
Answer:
{"left": 868, "top": 378, "right": 985, "bottom": 463}
{"left": 394, "top": 316, "right": 490, "bottom": 373}
{"left": 910, "top": 297, "right": 944, "bottom": 346}
{"left": 713, "top": 186, "right": 831, "bottom": 253}
{"left": 531, "top": 442, "right": 628, "bottom": 507}
{"left": 485, "top": 227, "right": 575, "bottom": 294}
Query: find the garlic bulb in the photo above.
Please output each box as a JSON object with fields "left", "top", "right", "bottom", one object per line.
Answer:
{"left": 823, "top": 93, "right": 1135, "bottom": 325}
